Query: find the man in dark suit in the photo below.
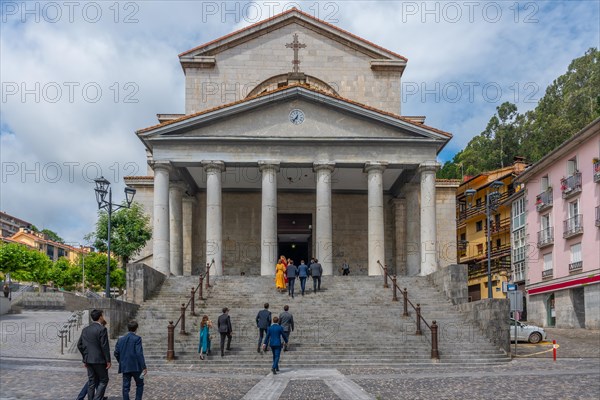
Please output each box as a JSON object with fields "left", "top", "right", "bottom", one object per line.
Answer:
{"left": 263, "top": 316, "right": 288, "bottom": 374}
{"left": 278, "top": 305, "right": 294, "bottom": 352}
{"left": 256, "top": 303, "right": 271, "bottom": 353}
{"left": 77, "top": 309, "right": 111, "bottom": 400}
{"left": 286, "top": 261, "right": 298, "bottom": 298}
{"left": 218, "top": 307, "right": 232, "bottom": 357}
{"left": 114, "top": 320, "right": 147, "bottom": 400}
{"left": 309, "top": 259, "right": 323, "bottom": 293}
{"left": 297, "top": 260, "right": 309, "bottom": 296}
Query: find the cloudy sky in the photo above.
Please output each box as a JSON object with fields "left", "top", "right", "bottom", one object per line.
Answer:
{"left": 1, "top": 0, "right": 598, "bottom": 245}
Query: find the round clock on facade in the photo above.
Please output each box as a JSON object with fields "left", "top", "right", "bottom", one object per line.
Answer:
{"left": 289, "top": 109, "right": 305, "bottom": 125}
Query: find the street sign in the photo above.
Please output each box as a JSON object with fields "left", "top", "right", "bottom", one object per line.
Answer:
{"left": 508, "top": 290, "right": 523, "bottom": 312}
{"left": 507, "top": 283, "right": 517, "bottom": 291}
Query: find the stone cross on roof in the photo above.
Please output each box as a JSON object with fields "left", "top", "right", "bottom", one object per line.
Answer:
{"left": 285, "top": 34, "right": 306, "bottom": 74}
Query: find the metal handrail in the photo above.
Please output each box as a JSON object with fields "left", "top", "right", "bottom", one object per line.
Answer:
{"left": 376, "top": 261, "right": 438, "bottom": 359}
{"left": 167, "top": 259, "right": 215, "bottom": 361}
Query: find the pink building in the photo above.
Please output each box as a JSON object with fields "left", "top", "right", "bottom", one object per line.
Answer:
{"left": 516, "top": 118, "right": 599, "bottom": 329}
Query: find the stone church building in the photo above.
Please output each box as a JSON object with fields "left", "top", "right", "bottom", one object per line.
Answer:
{"left": 126, "top": 9, "right": 458, "bottom": 277}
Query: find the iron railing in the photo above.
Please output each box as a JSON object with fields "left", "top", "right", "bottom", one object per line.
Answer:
{"left": 377, "top": 261, "right": 439, "bottom": 359}
{"left": 537, "top": 227, "right": 554, "bottom": 248}
{"left": 535, "top": 189, "right": 553, "bottom": 212}
{"left": 560, "top": 172, "right": 582, "bottom": 198}
{"left": 596, "top": 206, "right": 600, "bottom": 227}
{"left": 569, "top": 261, "right": 583, "bottom": 272}
{"left": 563, "top": 214, "right": 584, "bottom": 238}
{"left": 594, "top": 160, "right": 600, "bottom": 183}
{"left": 167, "top": 259, "right": 214, "bottom": 361}
{"left": 542, "top": 269, "right": 553, "bottom": 279}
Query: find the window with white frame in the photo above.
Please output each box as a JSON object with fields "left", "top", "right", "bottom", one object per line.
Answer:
{"left": 567, "top": 157, "right": 578, "bottom": 175}
{"left": 541, "top": 175, "right": 549, "bottom": 192}
{"left": 543, "top": 253, "right": 553, "bottom": 271}
{"left": 513, "top": 260, "right": 525, "bottom": 282}
{"left": 570, "top": 243, "right": 582, "bottom": 263}
{"left": 512, "top": 228, "right": 526, "bottom": 262}
{"left": 512, "top": 197, "right": 525, "bottom": 230}
{"left": 541, "top": 213, "right": 551, "bottom": 230}
{"left": 568, "top": 200, "right": 579, "bottom": 218}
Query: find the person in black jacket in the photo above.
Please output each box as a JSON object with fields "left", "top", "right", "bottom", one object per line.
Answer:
{"left": 114, "top": 320, "right": 147, "bottom": 400}
{"left": 217, "top": 307, "right": 233, "bottom": 357}
{"left": 77, "top": 309, "right": 111, "bottom": 400}
{"left": 256, "top": 303, "right": 271, "bottom": 353}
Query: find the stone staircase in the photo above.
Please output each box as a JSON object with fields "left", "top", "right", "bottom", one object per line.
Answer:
{"left": 131, "top": 275, "right": 510, "bottom": 370}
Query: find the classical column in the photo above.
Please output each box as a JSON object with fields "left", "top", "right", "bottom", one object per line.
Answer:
{"left": 203, "top": 161, "right": 225, "bottom": 276}
{"left": 419, "top": 161, "right": 440, "bottom": 276}
{"left": 392, "top": 197, "right": 407, "bottom": 276}
{"left": 182, "top": 195, "right": 196, "bottom": 276}
{"left": 405, "top": 183, "right": 420, "bottom": 276}
{"left": 314, "top": 162, "right": 335, "bottom": 275}
{"left": 152, "top": 161, "right": 171, "bottom": 276}
{"left": 365, "top": 162, "right": 387, "bottom": 276}
{"left": 169, "top": 181, "right": 185, "bottom": 276}
{"left": 259, "top": 161, "right": 280, "bottom": 276}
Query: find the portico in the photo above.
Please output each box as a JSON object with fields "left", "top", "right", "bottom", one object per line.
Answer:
{"left": 127, "top": 9, "right": 455, "bottom": 277}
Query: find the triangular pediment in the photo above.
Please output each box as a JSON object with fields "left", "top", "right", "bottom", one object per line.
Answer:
{"left": 180, "top": 9, "right": 406, "bottom": 63}
{"left": 138, "top": 86, "right": 451, "bottom": 151}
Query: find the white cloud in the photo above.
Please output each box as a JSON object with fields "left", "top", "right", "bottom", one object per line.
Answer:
{"left": 1, "top": 0, "right": 598, "bottom": 242}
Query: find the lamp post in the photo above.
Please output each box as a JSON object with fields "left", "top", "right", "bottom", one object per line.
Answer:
{"left": 466, "top": 180, "right": 504, "bottom": 299}
{"left": 94, "top": 177, "right": 136, "bottom": 298}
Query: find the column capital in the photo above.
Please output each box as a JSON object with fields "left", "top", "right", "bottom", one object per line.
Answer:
{"left": 202, "top": 160, "right": 225, "bottom": 172}
{"left": 258, "top": 161, "right": 281, "bottom": 172}
{"left": 313, "top": 162, "right": 335, "bottom": 173}
{"left": 418, "top": 161, "right": 441, "bottom": 173}
{"left": 364, "top": 161, "right": 388, "bottom": 173}
{"left": 150, "top": 160, "right": 172, "bottom": 173}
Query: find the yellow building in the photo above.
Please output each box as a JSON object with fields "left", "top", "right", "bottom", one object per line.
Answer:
{"left": 456, "top": 159, "right": 527, "bottom": 300}
{"left": 7, "top": 228, "right": 87, "bottom": 263}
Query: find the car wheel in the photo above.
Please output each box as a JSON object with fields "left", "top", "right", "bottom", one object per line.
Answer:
{"left": 528, "top": 332, "right": 542, "bottom": 344}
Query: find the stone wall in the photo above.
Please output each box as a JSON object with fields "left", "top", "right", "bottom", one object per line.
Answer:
{"left": 428, "top": 264, "right": 469, "bottom": 305}
{"left": 16, "top": 292, "right": 91, "bottom": 311}
{"left": 125, "top": 263, "right": 166, "bottom": 304}
{"left": 526, "top": 293, "right": 548, "bottom": 327}
{"left": 458, "top": 299, "right": 510, "bottom": 353}
{"left": 0, "top": 297, "right": 10, "bottom": 315}
{"left": 584, "top": 284, "right": 600, "bottom": 329}
{"left": 436, "top": 184, "right": 459, "bottom": 269}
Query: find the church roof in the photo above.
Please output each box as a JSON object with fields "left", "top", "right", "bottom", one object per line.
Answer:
{"left": 136, "top": 83, "right": 452, "bottom": 139}
{"left": 179, "top": 8, "right": 407, "bottom": 61}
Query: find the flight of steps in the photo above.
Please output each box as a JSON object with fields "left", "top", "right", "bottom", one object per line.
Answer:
{"left": 132, "top": 275, "right": 510, "bottom": 370}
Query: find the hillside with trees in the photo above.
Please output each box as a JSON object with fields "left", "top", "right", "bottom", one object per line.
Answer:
{"left": 439, "top": 48, "right": 599, "bottom": 178}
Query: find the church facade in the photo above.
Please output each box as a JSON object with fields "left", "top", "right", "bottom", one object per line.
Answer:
{"left": 127, "top": 9, "right": 458, "bottom": 277}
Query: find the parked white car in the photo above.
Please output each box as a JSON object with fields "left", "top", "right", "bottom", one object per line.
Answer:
{"left": 509, "top": 319, "right": 547, "bottom": 344}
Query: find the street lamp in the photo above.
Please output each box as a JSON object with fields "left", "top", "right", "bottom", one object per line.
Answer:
{"left": 93, "top": 177, "right": 136, "bottom": 298}
{"left": 465, "top": 180, "right": 504, "bottom": 299}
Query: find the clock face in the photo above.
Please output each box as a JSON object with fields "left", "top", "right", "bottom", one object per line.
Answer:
{"left": 289, "top": 109, "right": 305, "bottom": 125}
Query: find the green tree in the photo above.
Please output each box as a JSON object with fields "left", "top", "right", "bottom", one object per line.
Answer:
{"left": 0, "top": 242, "right": 31, "bottom": 275}
{"left": 82, "top": 252, "right": 118, "bottom": 289}
{"left": 86, "top": 202, "right": 152, "bottom": 266}
{"left": 41, "top": 229, "right": 64, "bottom": 244}
{"left": 48, "top": 257, "right": 80, "bottom": 289}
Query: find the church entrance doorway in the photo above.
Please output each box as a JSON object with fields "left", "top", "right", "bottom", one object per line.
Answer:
{"left": 277, "top": 213, "right": 312, "bottom": 265}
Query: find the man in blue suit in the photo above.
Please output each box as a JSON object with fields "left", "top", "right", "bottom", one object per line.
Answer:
{"left": 263, "top": 316, "right": 288, "bottom": 374}
{"left": 297, "top": 260, "right": 309, "bottom": 296}
{"left": 114, "top": 320, "right": 147, "bottom": 400}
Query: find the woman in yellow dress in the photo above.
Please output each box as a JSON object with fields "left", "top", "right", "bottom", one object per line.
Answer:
{"left": 275, "top": 260, "right": 287, "bottom": 292}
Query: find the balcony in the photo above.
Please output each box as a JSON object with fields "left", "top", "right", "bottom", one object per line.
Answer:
{"left": 563, "top": 214, "right": 584, "bottom": 238}
{"left": 537, "top": 227, "right": 554, "bottom": 248}
{"left": 542, "top": 269, "right": 553, "bottom": 279}
{"left": 594, "top": 160, "right": 600, "bottom": 183}
{"left": 487, "top": 217, "right": 510, "bottom": 235}
{"left": 569, "top": 261, "right": 583, "bottom": 272}
{"left": 535, "top": 189, "right": 553, "bottom": 212}
{"left": 560, "top": 172, "right": 582, "bottom": 199}
{"left": 596, "top": 206, "right": 600, "bottom": 227}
